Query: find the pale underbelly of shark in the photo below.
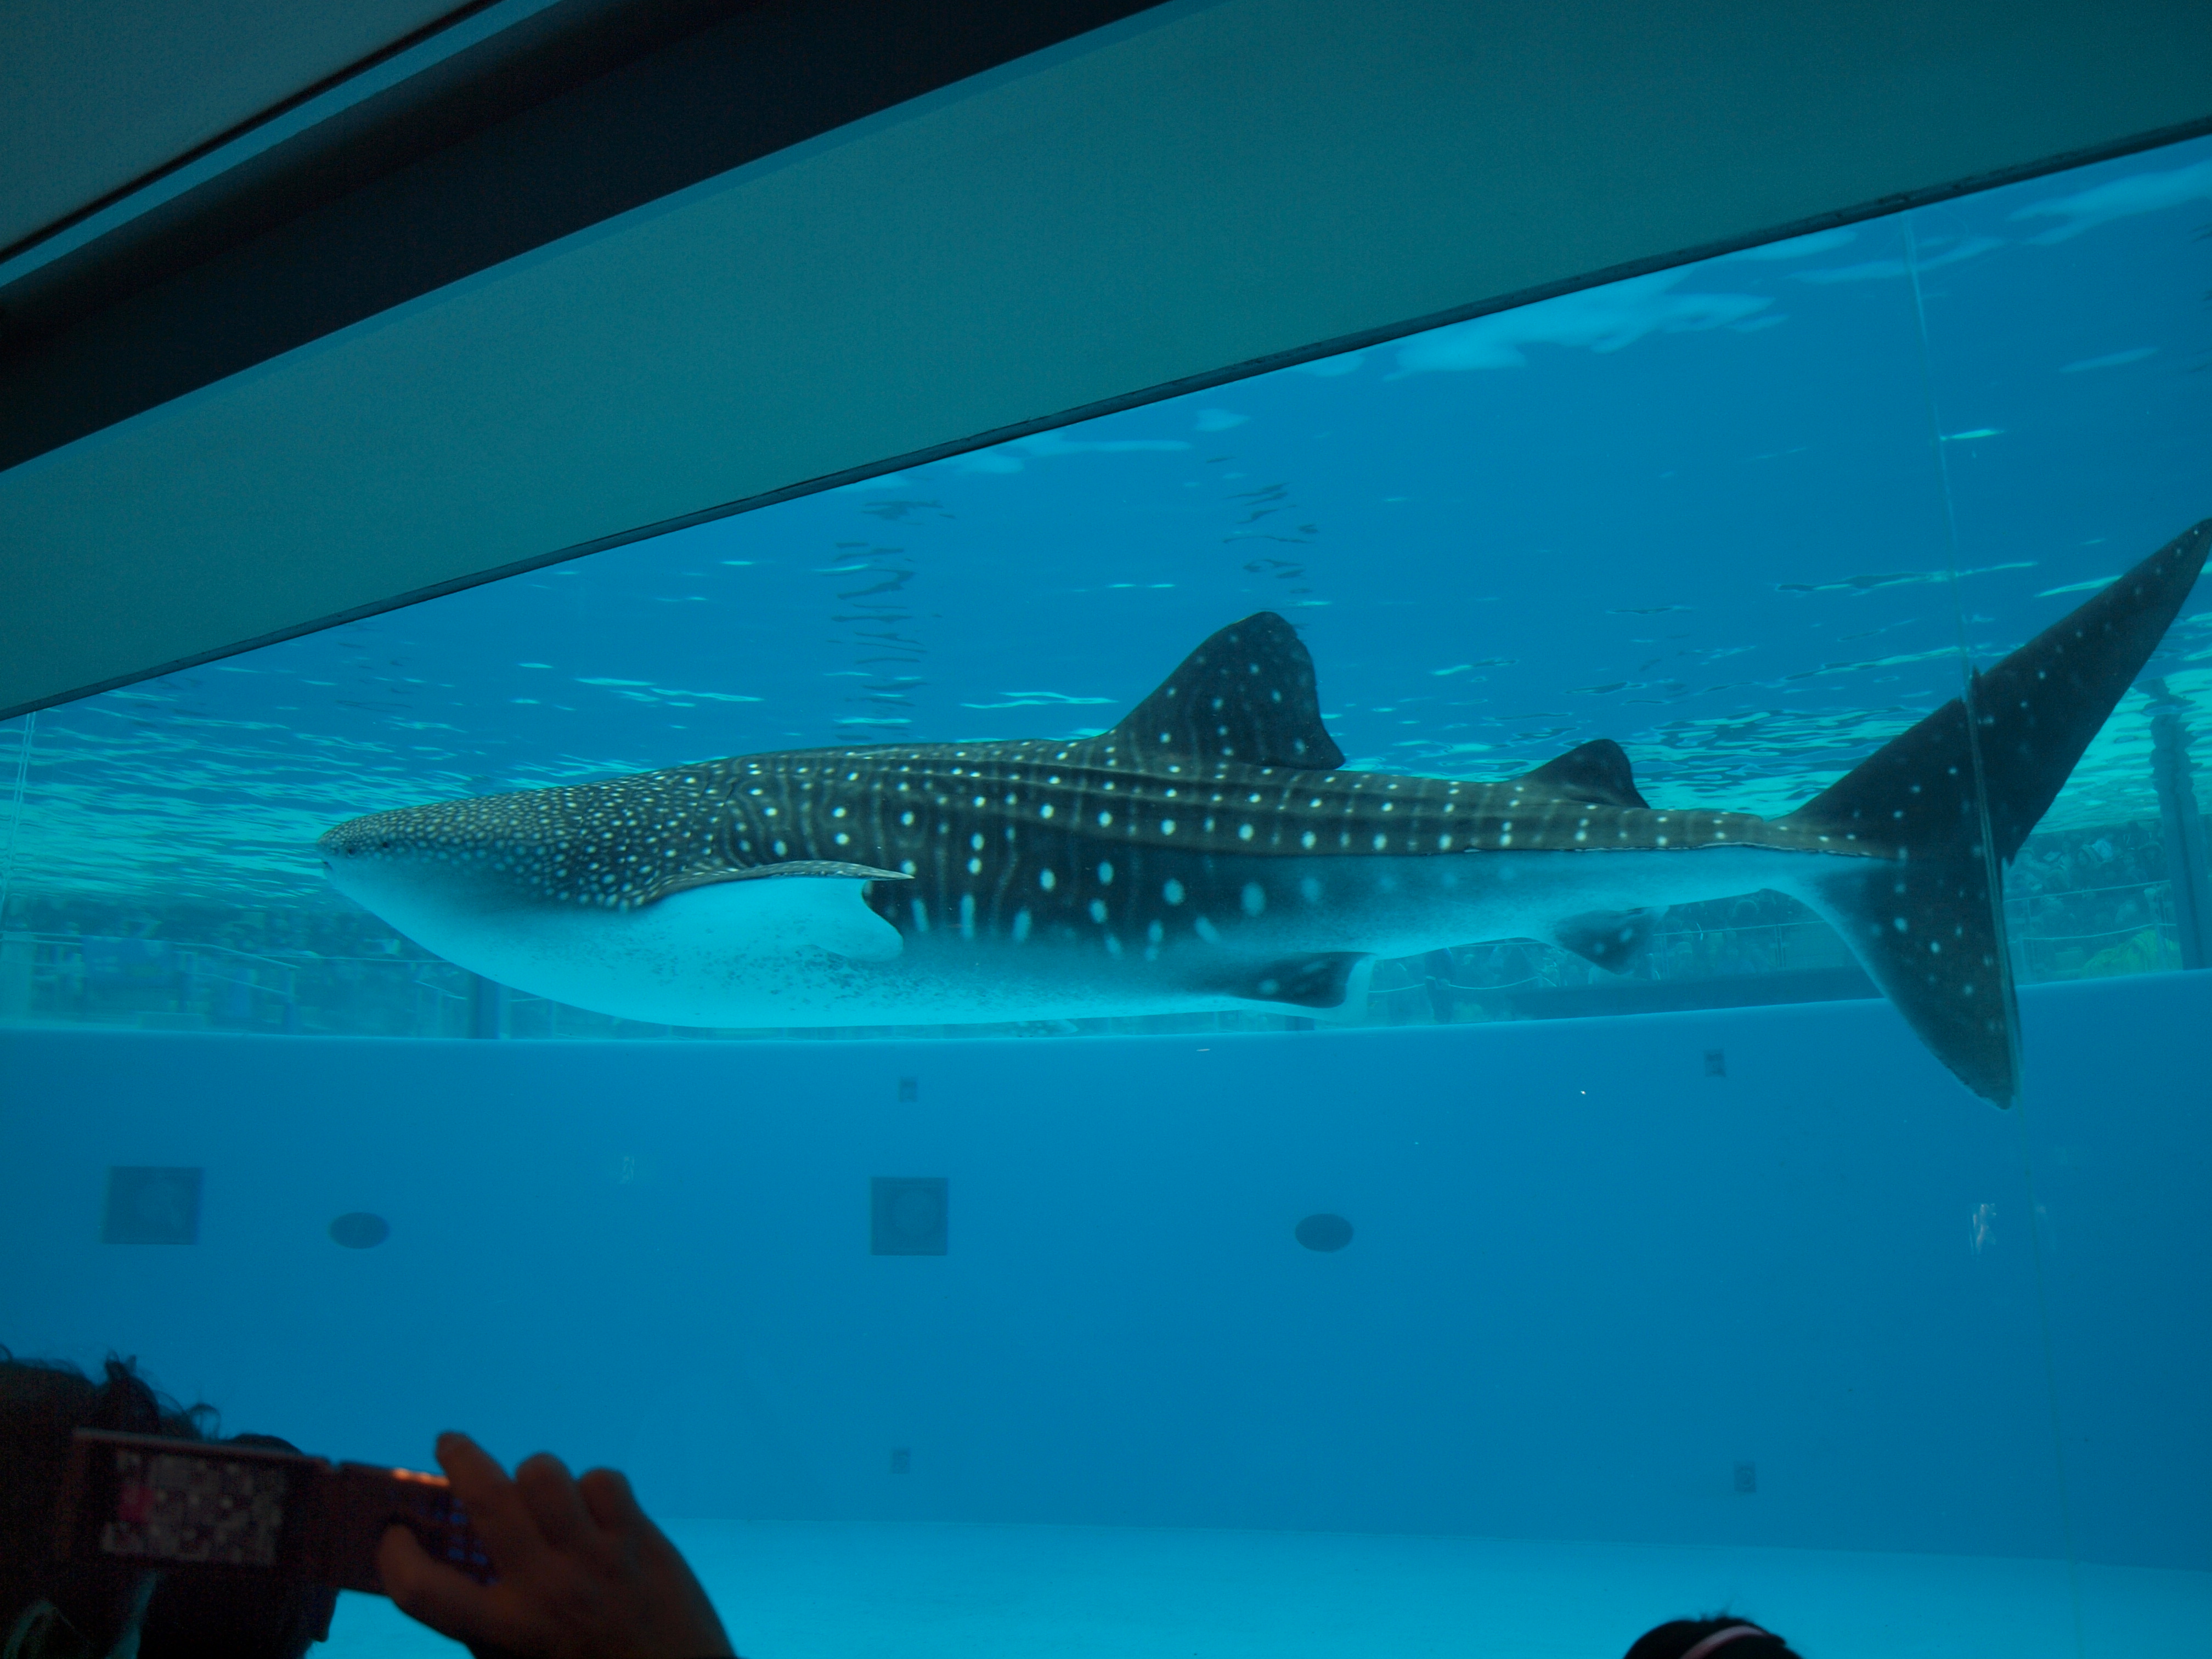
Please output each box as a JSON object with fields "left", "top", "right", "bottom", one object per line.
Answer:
{"left": 357, "top": 844, "right": 1821, "bottom": 1029}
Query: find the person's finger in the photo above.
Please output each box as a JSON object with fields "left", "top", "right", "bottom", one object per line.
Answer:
{"left": 575, "top": 1465, "right": 650, "bottom": 1537}
{"left": 574, "top": 1468, "right": 735, "bottom": 1658}
{"left": 377, "top": 1523, "right": 505, "bottom": 1647}
{"left": 432, "top": 1432, "right": 549, "bottom": 1576}
{"left": 512, "top": 1451, "right": 600, "bottom": 1554}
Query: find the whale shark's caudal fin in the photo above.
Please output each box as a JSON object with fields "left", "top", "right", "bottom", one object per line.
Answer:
{"left": 1779, "top": 520, "right": 2210, "bottom": 1105}
{"left": 1101, "top": 613, "right": 1345, "bottom": 769}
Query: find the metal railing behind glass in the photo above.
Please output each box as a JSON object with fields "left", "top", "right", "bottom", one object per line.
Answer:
{"left": 1, "top": 814, "right": 2197, "bottom": 1040}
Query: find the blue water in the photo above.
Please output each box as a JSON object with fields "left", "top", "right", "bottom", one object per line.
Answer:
{"left": 2, "top": 138, "right": 2206, "bottom": 909}
{"left": 1, "top": 135, "right": 2210, "bottom": 1656}
{"left": 3, "top": 975, "right": 2208, "bottom": 1655}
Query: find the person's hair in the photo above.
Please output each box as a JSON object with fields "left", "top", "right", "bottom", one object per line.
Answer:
{"left": 1624, "top": 1615, "right": 1805, "bottom": 1659}
{"left": 0, "top": 1351, "right": 212, "bottom": 1658}
{"left": 136, "top": 1436, "right": 338, "bottom": 1659}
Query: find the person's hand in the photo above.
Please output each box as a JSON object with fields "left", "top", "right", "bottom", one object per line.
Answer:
{"left": 376, "top": 1431, "right": 735, "bottom": 1659}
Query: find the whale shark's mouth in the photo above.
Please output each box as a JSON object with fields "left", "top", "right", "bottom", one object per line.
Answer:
{"left": 318, "top": 520, "right": 2212, "bottom": 1103}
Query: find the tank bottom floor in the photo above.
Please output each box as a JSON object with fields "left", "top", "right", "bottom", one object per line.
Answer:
{"left": 330, "top": 1519, "right": 2209, "bottom": 1657}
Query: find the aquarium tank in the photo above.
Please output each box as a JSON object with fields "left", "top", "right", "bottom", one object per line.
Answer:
{"left": 2, "top": 132, "right": 2208, "bottom": 1659}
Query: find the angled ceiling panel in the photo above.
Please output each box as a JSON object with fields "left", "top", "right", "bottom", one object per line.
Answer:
{"left": 0, "top": 0, "right": 473, "bottom": 250}
{"left": 3, "top": 0, "right": 2209, "bottom": 719}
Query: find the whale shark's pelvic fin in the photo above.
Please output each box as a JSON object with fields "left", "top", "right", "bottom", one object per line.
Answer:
{"left": 1104, "top": 612, "right": 1345, "bottom": 769}
{"left": 1516, "top": 744, "right": 1661, "bottom": 975}
{"left": 1781, "top": 518, "right": 2210, "bottom": 1106}
{"left": 1198, "top": 950, "right": 1373, "bottom": 1010}
{"left": 1519, "top": 738, "right": 1650, "bottom": 808}
{"left": 1550, "top": 907, "right": 1663, "bottom": 973}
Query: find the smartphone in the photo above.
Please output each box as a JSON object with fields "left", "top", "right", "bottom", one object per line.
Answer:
{"left": 55, "top": 1429, "right": 495, "bottom": 1594}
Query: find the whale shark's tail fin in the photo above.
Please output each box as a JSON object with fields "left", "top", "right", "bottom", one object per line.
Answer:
{"left": 1778, "top": 520, "right": 2209, "bottom": 1105}
{"left": 1784, "top": 522, "right": 2210, "bottom": 866}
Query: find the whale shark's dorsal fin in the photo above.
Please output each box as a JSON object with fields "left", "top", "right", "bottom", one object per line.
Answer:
{"left": 1517, "top": 738, "right": 1649, "bottom": 808}
{"left": 1103, "top": 612, "right": 1345, "bottom": 769}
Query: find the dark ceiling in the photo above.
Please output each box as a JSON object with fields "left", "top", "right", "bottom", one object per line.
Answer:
{"left": 0, "top": 0, "right": 1164, "bottom": 472}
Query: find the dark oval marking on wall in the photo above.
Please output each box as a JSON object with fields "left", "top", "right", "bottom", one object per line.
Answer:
{"left": 1295, "top": 1212, "right": 1353, "bottom": 1252}
{"left": 329, "top": 1212, "right": 391, "bottom": 1249}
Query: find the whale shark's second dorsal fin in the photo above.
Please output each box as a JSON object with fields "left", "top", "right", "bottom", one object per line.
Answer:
{"left": 1518, "top": 738, "right": 1649, "bottom": 808}
{"left": 1101, "top": 612, "right": 1345, "bottom": 769}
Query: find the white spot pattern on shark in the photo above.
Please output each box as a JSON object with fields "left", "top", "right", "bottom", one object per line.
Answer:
{"left": 319, "top": 523, "right": 2212, "bottom": 1105}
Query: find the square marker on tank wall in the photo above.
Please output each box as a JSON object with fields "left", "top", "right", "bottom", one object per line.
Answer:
{"left": 101, "top": 1167, "right": 202, "bottom": 1244}
{"left": 871, "top": 1177, "right": 947, "bottom": 1255}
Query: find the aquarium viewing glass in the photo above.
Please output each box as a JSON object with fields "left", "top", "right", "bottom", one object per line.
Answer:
{"left": 1, "top": 135, "right": 2208, "bottom": 1658}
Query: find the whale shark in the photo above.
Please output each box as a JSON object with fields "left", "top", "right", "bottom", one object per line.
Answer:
{"left": 321, "top": 520, "right": 2209, "bottom": 1104}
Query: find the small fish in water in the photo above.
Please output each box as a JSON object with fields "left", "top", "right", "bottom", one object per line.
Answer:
{"left": 321, "top": 521, "right": 2210, "bottom": 1105}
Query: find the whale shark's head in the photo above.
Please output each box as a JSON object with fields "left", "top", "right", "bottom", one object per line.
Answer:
{"left": 318, "top": 797, "right": 549, "bottom": 929}
{"left": 317, "top": 771, "right": 910, "bottom": 1022}
{"left": 319, "top": 768, "right": 741, "bottom": 932}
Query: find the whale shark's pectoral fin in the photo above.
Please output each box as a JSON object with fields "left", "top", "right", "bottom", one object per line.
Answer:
{"left": 645, "top": 860, "right": 910, "bottom": 963}
{"left": 1201, "top": 951, "right": 1374, "bottom": 1013}
{"left": 1549, "top": 907, "right": 1662, "bottom": 973}
{"left": 641, "top": 859, "right": 911, "bottom": 901}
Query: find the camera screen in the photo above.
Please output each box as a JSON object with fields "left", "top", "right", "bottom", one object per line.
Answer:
{"left": 98, "top": 1444, "right": 290, "bottom": 1567}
